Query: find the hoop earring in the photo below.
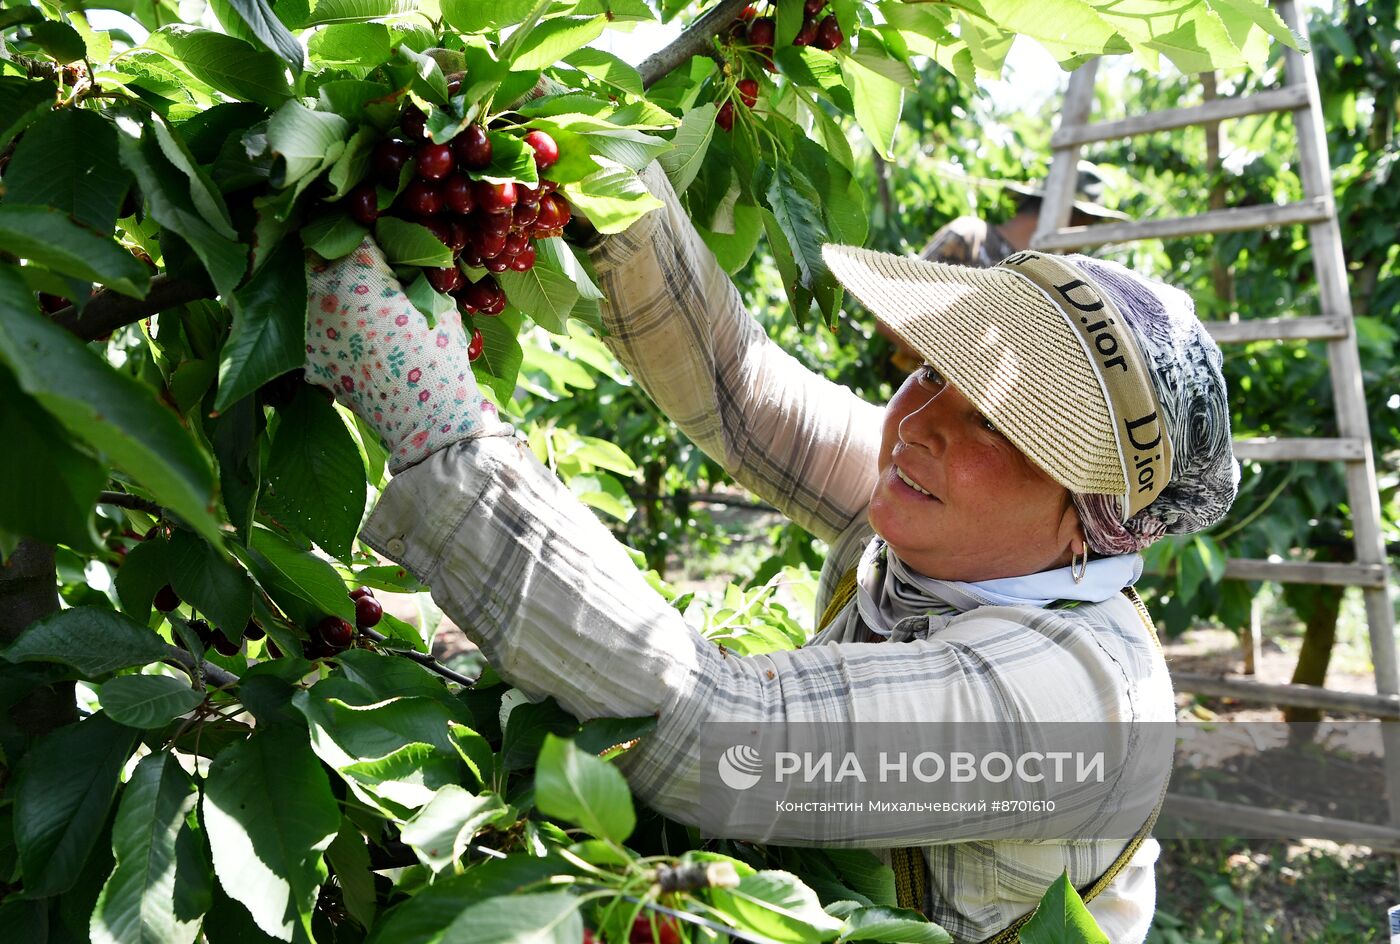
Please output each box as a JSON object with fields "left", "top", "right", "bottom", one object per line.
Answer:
{"left": 1071, "top": 543, "right": 1089, "bottom": 584}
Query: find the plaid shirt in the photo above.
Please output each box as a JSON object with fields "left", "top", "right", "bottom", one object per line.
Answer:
{"left": 362, "top": 167, "right": 1172, "bottom": 943}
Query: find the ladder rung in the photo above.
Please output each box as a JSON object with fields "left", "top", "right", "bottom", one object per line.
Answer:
{"left": 1233, "top": 437, "right": 1366, "bottom": 462}
{"left": 1204, "top": 315, "right": 1350, "bottom": 343}
{"left": 1172, "top": 673, "right": 1400, "bottom": 718}
{"left": 1223, "top": 558, "right": 1388, "bottom": 588}
{"left": 1032, "top": 197, "right": 1333, "bottom": 250}
{"left": 1051, "top": 86, "right": 1311, "bottom": 148}
{"left": 1162, "top": 795, "right": 1400, "bottom": 853}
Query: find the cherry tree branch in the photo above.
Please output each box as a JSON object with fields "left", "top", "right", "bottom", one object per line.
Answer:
{"left": 359, "top": 625, "right": 479, "bottom": 687}
{"left": 98, "top": 491, "right": 163, "bottom": 516}
{"left": 50, "top": 273, "right": 217, "bottom": 342}
{"left": 638, "top": 0, "right": 751, "bottom": 88}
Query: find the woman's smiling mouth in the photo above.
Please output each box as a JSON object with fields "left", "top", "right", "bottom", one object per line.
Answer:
{"left": 895, "top": 466, "right": 938, "bottom": 500}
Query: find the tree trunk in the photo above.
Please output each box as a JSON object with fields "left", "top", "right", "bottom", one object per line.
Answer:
{"left": 641, "top": 459, "right": 668, "bottom": 577}
{"left": 0, "top": 541, "right": 76, "bottom": 737}
{"left": 1283, "top": 583, "right": 1344, "bottom": 725}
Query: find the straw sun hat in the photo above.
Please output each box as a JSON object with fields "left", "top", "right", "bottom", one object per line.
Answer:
{"left": 824, "top": 246, "right": 1239, "bottom": 550}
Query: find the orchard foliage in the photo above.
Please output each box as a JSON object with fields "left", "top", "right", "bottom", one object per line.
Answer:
{"left": 0, "top": 0, "right": 1294, "bottom": 941}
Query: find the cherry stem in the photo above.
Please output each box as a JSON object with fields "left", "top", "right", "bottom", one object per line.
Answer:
{"left": 358, "top": 624, "right": 480, "bottom": 687}
{"left": 98, "top": 490, "right": 163, "bottom": 517}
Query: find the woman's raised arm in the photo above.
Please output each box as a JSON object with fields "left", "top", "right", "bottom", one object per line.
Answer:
{"left": 587, "top": 165, "right": 882, "bottom": 544}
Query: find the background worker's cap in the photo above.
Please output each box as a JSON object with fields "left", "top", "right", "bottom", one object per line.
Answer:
{"left": 823, "top": 245, "right": 1238, "bottom": 539}
{"left": 1003, "top": 161, "right": 1130, "bottom": 221}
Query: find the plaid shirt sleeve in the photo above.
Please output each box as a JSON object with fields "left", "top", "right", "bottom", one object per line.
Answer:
{"left": 586, "top": 163, "right": 883, "bottom": 544}
{"left": 361, "top": 438, "right": 1170, "bottom": 833}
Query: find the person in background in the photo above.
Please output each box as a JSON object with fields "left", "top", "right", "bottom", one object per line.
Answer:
{"left": 878, "top": 165, "right": 1128, "bottom": 372}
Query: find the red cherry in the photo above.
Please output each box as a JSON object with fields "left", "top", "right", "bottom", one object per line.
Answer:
{"left": 399, "top": 180, "right": 443, "bottom": 216}
{"left": 316, "top": 616, "right": 355, "bottom": 652}
{"left": 349, "top": 586, "right": 375, "bottom": 601}
{"left": 243, "top": 619, "right": 266, "bottom": 640}
{"left": 537, "top": 179, "right": 558, "bottom": 195}
{"left": 509, "top": 245, "right": 537, "bottom": 271}
{"left": 446, "top": 72, "right": 464, "bottom": 96}
{"left": 629, "top": 914, "right": 681, "bottom": 944}
{"left": 454, "top": 125, "right": 493, "bottom": 170}
{"left": 744, "top": 16, "right": 778, "bottom": 47}
{"left": 503, "top": 230, "right": 530, "bottom": 256}
{"left": 474, "top": 180, "right": 518, "bottom": 214}
{"left": 467, "top": 328, "right": 484, "bottom": 361}
{"left": 738, "top": 4, "right": 757, "bottom": 19}
{"left": 716, "top": 100, "right": 735, "bottom": 132}
{"left": 348, "top": 183, "right": 379, "bottom": 226}
{"left": 426, "top": 266, "right": 465, "bottom": 293}
{"left": 793, "top": 17, "right": 818, "bottom": 46}
{"left": 535, "top": 193, "right": 572, "bottom": 231}
{"left": 448, "top": 220, "right": 470, "bottom": 253}
{"left": 513, "top": 201, "right": 541, "bottom": 228}
{"left": 443, "top": 174, "right": 475, "bottom": 215}
{"left": 462, "top": 277, "right": 505, "bottom": 315}
{"left": 474, "top": 230, "right": 508, "bottom": 259}
{"left": 804, "top": 0, "right": 825, "bottom": 14}
{"left": 522, "top": 130, "right": 560, "bottom": 170}
{"left": 154, "top": 584, "right": 180, "bottom": 612}
{"left": 483, "top": 257, "right": 509, "bottom": 273}
{"left": 372, "top": 139, "right": 414, "bottom": 187}
{"left": 212, "top": 633, "right": 242, "bottom": 657}
{"left": 478, "top": 211, "right": 512, "bottom": 237}
{"left": 416, "top": 142, "right": 454, "bottom": 180}
{"left": 737, "top": 79, "right": 759, "bottom": 109}
{"left": 459, "top": 247, "right": 484, "bottom": 269}
{"left": 401, "top": 106, "right": 428, "bottom": 141}
{"left": 815, "top": 15, "right": 843, "bottom": 50}
{"left": 354, "top": 595, "right": 383, "bottom": 629}
{"left": 421, "top": 218, "right": 454, "bottom": 247}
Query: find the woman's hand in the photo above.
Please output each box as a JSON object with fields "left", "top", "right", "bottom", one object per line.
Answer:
{"left": 305, "top": 238, "right": 511, "bottom": 472}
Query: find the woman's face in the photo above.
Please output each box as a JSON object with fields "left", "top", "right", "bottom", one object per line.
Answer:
{"left": 868, "top": 366, "right": 1081, "bottom": 582}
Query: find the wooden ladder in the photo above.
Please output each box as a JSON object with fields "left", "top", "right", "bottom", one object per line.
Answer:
{"left": 1032, "top": 0, "right": 1400, "bottom": 849}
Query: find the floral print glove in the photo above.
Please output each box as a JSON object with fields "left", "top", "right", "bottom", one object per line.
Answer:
{"left": 305, "top": 239, "right": 511, "bottom": 472}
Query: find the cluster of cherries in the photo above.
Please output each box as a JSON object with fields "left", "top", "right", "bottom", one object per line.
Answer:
{"left": 344, "top": 87, "right": 571, "bottom": 360}
{"left": 153, "top": 575, "right": 385, "bottom": 661}
{"left": 716, "top": 1, "right": 844, "bottom": 131}
{"left": 305, "top": 585, "right": 384, "bottom": 659}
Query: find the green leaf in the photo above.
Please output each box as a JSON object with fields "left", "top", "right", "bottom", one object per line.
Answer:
{"left": 2, "top": 109, "right": 129, "bottom": 232}
{"left": 326, "top": 820, "right": 376, "bottom": 930}
{"left": 169, "top": 529, "right": 255, "bottom": 637}
{"left": 0, "top": 205, "right": 150, "bottom": 298}
{"left": 837, "top": 906, "right": 951, "bottom": 943}
{"left": 2, "top": 606, "right": 171, "bottom": 677}
{"left": 375, "top": 217, "right": 454, "bottom": 268}
{"left": 497, "top": 257, "right": 580, "bottom": 334}
{"left": 203, "top": 724, "right": 341, "bottom": 942}
{"left": 511, "top": 15, "right": 608, "bottom": 71}
{"left": 404, "top": 272, "right": 457, "bottom": 328}
{"left": 14, "top": 713, "right": 140, "bottom": 897}
{"left": 534, "top": 734, "right": 636, "bottom": 842}
{"left": 99, "top": 675, "right": 205, "bottom": 729}
{"left": 0, "top": 76, "right": 56, "bottom": 151}
{"left": 211, "top": 395, "right": 265, "bottom": 542}
{"left": 1017, "top": 871, "right": 1109, "bottom": 944}
{"left": 267, "top": 99, "right": 349, "bottom": 188}
{"left": 441, "top": 0, "right": 538, "bottom": 32}
{"left": 216, "top": 237, "right": 308, "bottom": 411}
{"left": 839, "top": 49, "right": 903, "bottom": 160}
{"left": 658, "top": 104, "right": 716, "bottom": 195}
{"left": 281, "top": 0, "right": 417, "bottom": 27}
{"left": 562, "top": 47, "right": 643, "bottom": 97}
{"left": 0, "top": 364, "right": 104, "bottom": 551}
{"left": 439, "top": 892, "right": 582, "bottom": 944}
{"left": 245, "top": 527, "right": 356, "bottom": 625}
{"left": 116, "top": 537, "right": 172, "bottom": 623}
{"left": 262, "top": 389, "right": 367, "bottom": 560}
{"left": 476, "top": 130, "right": 538, "bottom": 185}
{"left": 400, "top": 785, "right": 509, "bottom": 872}
{"left": 147, "top": 26, "right": 293, "bottom": 108}
{"left": 764, "top": 162, "right": 840, "bottom": 321}
{"left": 220, "top": 0, "right": 305, "bottom": 70}
{"left": 307, "top": 23, "right": 392, "bottom": 74}
{"left": 470, "top": 307, "right": 524, "bottom": 404}
{"left": 302, "top": 213, "right": 369, "bottom": 260}
{"left": 118, "top": 124, "right": 248, "bottom": 299}
{"left": 710, "top": 871, "right": 844, "bottom": 944}
{"left": 25, "top": 21, "right": 85, "bottom": 63}
{"left": 562, "top": 161, "right": 664, "bottom": 235}
{"left": 91, "top": 752, "right": 211, "bottom": 944}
